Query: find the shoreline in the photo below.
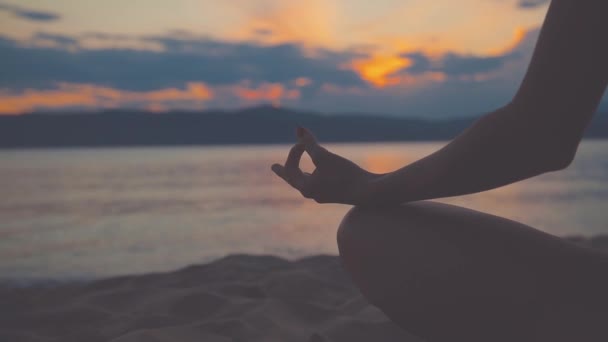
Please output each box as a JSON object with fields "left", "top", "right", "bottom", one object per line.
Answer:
{"left": 1, "top": 235, "right": 606, "bottom": 342}
{"left": 2, "top": 235, "right": 606, "bottom": 288}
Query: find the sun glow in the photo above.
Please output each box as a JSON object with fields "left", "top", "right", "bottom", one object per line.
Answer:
{"left": 352, "top": 55, "right": 412, "bottom": 87}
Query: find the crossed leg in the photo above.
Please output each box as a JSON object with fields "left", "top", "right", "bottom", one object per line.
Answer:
{"left": 337, "top": 201, "right": 608, "bottom": 342}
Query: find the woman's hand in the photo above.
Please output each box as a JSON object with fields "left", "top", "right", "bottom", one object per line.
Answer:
{"left": 271, "top": 127, "right": 378, "bottom": 205}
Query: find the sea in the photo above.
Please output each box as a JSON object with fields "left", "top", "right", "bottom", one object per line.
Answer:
{"left": 1, "top": 140, "right": 607, "bottom": 282}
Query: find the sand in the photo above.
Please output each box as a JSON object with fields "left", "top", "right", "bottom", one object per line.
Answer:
{"left": 1, "top": 236, "right": 606, "bottom": 342}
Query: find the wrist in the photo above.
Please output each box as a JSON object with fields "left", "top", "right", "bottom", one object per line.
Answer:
{"left": 355, "top": 171, "right": 393, "bottom": 206}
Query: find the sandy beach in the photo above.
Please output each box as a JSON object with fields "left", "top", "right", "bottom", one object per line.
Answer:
{"left": 2, "top": 236, "right": 606, "bottom": 342}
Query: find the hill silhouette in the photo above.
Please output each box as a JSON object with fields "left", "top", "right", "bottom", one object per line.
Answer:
{"left": 0, "top": 105, "right": 606, "bottom": 148}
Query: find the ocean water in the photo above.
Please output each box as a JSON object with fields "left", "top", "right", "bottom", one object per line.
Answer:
{"left": 1, "top": 141, "right": 607, "bottom": 281}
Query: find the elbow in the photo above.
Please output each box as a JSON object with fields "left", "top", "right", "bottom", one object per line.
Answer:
{"left": 536, "top": 141, "right": 578, "bottom": 172}
{"left": 543, "top": 150, "right": 575, "bottom": 172}
{"left": 513, "top": 120, "right": 581, "bottom": 174}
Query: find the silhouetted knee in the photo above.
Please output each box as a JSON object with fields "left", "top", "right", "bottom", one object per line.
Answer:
{"left": 338, "top": 206, "right": 378, "bottom": 304}
{"left": 337, "top": 204, "right": 424, "bottom": 262}
{"left": 336, "top": 205, "right": 421, "bottom": 305}
{"left": 336, "top": 203, "right": 549, "bottom": 342}
{"left": 337, "top": 205, "right": 400, "bottom": 264}
{"left": 336, "top": 205, "right": 377, "bottom": 255}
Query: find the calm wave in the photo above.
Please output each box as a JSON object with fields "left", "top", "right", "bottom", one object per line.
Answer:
{"left": 1, "top": 141, "right": 607, "bottom": 280}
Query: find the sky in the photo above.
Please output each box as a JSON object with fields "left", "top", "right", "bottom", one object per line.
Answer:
{"left": 1, "top": 0, "right": 602, "bottom": 117}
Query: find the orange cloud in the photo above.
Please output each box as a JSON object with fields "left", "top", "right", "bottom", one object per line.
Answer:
{"left": 0, "top": 88, "right": 97, "bottom": 114}
{"left": 348, "top": 25, "right": 532, "bottom": 88}
{"left": 0, "top": 82, "right": 213, "bottom": 114}
{"left": 294, "top": 77, "right": 312, "bottom": 87}
{"left": 351, "top": 54, "right": 412, "bottom": 87}
{"left": 0, "top": 81, "right": 311, "bottom": 114}
{"left": 232, "top": 82, "right": 300, "bottom": 106}
{"left": 320, "top": 70, "right": 445, "bottom": 97}
{"left": 142, "top": 84, "right": 213, "bottom": 102}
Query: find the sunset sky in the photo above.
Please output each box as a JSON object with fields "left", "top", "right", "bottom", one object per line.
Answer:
{"left": 1, "top": 0, "right": 604, "bottom": 117}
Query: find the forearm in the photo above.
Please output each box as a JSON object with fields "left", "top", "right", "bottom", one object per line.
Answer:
{"left": 364, "top": 104, "right": 572, "bottom": 204}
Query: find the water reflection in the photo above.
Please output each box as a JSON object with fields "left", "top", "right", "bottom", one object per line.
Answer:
{"left": 0, "top": 141, "right": 607, "bottom": 280}
{"left": 362, "top": 152, "right": 411, "bottom": 174}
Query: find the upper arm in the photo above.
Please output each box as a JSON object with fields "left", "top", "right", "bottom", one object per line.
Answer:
{"left": 511, "top": 0, "right": 608, "bottom": 152}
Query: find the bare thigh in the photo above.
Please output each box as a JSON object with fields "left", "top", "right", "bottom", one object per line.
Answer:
{"left": 337, "top": 201, "right": 608, "bottom": 342}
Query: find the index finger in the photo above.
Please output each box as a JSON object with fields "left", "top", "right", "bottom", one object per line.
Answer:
{"left": 297, "top": 126, "right": 328, "bottom": 166}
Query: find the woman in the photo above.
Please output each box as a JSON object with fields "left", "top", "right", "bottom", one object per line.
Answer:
{"left": 272, "top": 0, "right": 607, "bottom": 341}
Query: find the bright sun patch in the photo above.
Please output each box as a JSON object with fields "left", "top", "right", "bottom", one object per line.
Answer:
{"left": 351, "top": 55, "right": 412, "bottom": 87}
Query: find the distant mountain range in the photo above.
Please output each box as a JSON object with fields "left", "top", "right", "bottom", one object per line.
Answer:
{"left": 0, "top": 105, "right": 606, "bottom": 148}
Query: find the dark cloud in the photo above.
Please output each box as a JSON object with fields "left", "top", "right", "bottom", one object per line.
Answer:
{"left": 518, "top": 0, "right": 551, "bottom": 9}
{"left": 399, "top": 52, "right": 432, "bottom": 74}
{"left": 81, "top": 32, "right": 133, "bottom": 41}
{"left": 32, "top": 32, "right": 79, "bottom": 47}
{"left": 0, "top": 3, "right": 60, "bottom": 22}
{"left": 400, "top": 51, "right": 516, "bottom": 77}
{"left": 0, "top": 33, "right": 366, "bottom": 91}
{"left": 439, "top": 53, "right": 513, "bottom": 76}
{"left": 5, "top": 26, "right": 590, "bottom": 117}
